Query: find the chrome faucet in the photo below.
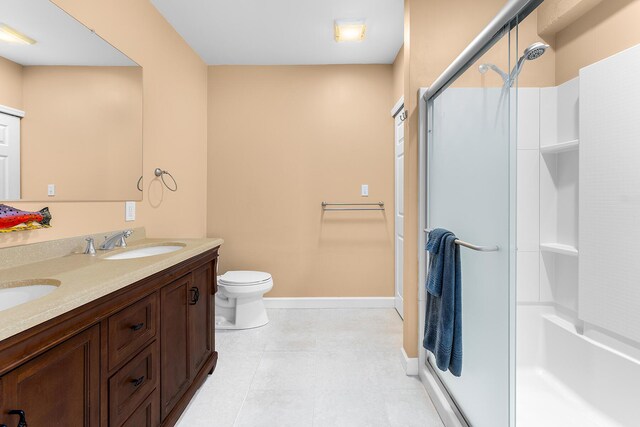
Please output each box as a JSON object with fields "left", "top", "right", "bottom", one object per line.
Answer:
{"left": 99, "top": 230, "right": 133, "bottom": 250}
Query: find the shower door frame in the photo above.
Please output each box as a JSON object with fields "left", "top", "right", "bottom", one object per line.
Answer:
{"left": 417, "top": 87, "right": 474, "bottom": 427}
{"left": 416, "top": 87, "right": 471, "bottom": 427}
{"left": 415, "top": 1, "right": 543, "bottom": 425}
{"left": 417, "top": 76, "right": 517, "bottom": 427}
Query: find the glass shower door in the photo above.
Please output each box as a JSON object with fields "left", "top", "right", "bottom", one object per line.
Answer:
{"left": 425, "top": 30, "right": 516, "bottom": 427}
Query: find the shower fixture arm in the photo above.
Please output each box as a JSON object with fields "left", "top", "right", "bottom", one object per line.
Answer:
{"left": 508, "top": 56, "right": 527, "bottom": 85}
{"left": 479, "top": 63, "right": 509, "bottom": 84}
{"left": 478, "top": 43, "right": 549, "bottom": 88}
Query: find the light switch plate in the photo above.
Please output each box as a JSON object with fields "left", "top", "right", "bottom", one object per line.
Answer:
{"left": 361, "top": 184, "right": 369, "bottom": 197}
{"left": 125, "top": 201, "right": 136, "bottom": 221}
{"left": 47, "top": 184, "right": 55, "bottom": 196}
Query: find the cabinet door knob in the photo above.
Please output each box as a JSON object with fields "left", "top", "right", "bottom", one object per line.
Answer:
{"left": 8, "top": 410, "right": 27, "bottom": 427}
{"left": 131, "top": 375, "right": 145, "bottom": 387}
{"left": 189, "top": 287, "right": 200, "bottom": 305}
{"left": 130, "top": 322, "right": 144, "bottom": 331}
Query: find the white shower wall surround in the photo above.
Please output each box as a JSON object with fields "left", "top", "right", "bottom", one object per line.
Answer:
{"left": 516, "top": 79, "right": 579, "bottom": 309}
{"left": 515, "top": 43, "right": 640, "bottom": 426}
{"left": 579, "top": 43, "right": 640, "bottom": 345}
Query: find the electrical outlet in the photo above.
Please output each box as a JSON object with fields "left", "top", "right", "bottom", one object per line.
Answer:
{"left": 125, "top": 201, "right": 136, "bottom": 221}
{"left": 47, "top": 184, "right": 55, "bottom": 196}
{"left": 361, "top": 184, "right": 369, "bottom": 197}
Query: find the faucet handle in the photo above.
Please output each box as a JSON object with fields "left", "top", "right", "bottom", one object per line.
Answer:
{"left": 116, "top": 230, "right": 133, "bottom": 248}
{"left": 84, "top": 237, "right": 96, "bottom": 255}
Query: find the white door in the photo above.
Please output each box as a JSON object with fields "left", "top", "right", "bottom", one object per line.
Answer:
{"left": 394, "top": 107, "right": 405, "bottom": 318}
{"left": 0, "top": 111, "right": 21, "bottom": 200}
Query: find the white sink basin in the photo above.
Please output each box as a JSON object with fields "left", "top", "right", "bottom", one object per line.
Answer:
{"left": 0, "top": 280, "right": 61, "bottom": 312}
{"left": 104, "top": 244, "right": 185, "bottom": 260}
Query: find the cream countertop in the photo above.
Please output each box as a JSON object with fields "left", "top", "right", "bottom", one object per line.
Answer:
{"left": 0, "top": 236, "right": 223, "bottom": 342}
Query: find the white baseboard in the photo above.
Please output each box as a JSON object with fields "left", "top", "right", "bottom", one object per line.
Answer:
{"left": 263, "top": 297, "right": 394, "bottom": 309}
{"left": 401, "top": 347, "right": 419, "bottom": 376}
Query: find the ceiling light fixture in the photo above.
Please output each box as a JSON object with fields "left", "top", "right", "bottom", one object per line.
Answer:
{"left": 334, "top": 20, "right": 366, "bottom": 42}
{"left": 0, "top": 24, "right": 36, "bottom": 45}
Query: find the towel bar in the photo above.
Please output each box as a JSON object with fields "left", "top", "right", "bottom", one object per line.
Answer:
{"left": 322, "top": 201, "right": 384, "bottom": 211}
{"left": 424, "top": 229, "right": 499, "bottom": 252}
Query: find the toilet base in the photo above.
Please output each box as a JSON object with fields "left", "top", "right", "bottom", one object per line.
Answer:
{"left": 215, "top": 294, "right": 269, "bottom": 330}
{"left": 214, "top": 315, "right": 269, "bottom": 330}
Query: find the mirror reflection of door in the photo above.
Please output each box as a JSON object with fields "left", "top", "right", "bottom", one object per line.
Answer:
{"left": 394, "top": 105, "right": 405, "bottom": 319}
{"left": 0, "top": 109, "right": 21, "bottom": 200}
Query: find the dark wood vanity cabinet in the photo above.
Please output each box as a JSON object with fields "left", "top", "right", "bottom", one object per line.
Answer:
{"left": 0, "top": 247, "right": 219, "bottom": 427}
{"left": 160, "top": 276, "right": 191, "bottom": 419}
{"left": 160, "top": 263, "right": 212, "bottom": 420}
{"left": 0, "top": 325, "right": 101, "bottom": 426}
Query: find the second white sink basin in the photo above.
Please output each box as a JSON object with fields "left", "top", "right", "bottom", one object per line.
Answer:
{"left": 0, "top": 280, "right": 61, "bottom": 312}
{"left": 104, "top": 244, "right": 185, "bottom": 260}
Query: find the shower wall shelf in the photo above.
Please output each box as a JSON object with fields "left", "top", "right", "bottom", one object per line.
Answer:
{"left": 540, "top": 243, "right": 578, "bottom": 257}
{"left": 537, "top": 76, "right": 580, "bottom": 310}
{"left": 540, "top": 139, "right": 579, "bottom": 154}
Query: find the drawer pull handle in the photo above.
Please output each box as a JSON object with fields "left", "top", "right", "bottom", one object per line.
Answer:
{"left": 189, "top": 287, "right": 200, "bottom": 305}
{"left": 130, "top": 322, "right": 144, "bottom": 331}
{"left": 131, "top": 375, "right": 145, "bottom": 387}
{"left": 8, "top": 410, "right": 27, "bottom": 427}
{"left": 9, "top": 409, "right": 27, "bottom": 427}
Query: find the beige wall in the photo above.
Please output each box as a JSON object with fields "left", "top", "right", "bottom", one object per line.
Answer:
{"left": 207, "top": 65, "right": 394, "bottom": 298}
{"left": 392, "top": 45, "right": 404, "bottom": 105}
{"left": 20, "top": 66, "right": 142, "bottom": 201}
{"left": 0, "top": 56, "right": 23, "bottom": 110}
{"left": 0, "top": 0, "right": 208, "bottom": 249}
{"left": 556, "top": 0, "right": 640, "bottom": 83}
{"left": 537, "top": 0, "right": 603, "bottom": 37}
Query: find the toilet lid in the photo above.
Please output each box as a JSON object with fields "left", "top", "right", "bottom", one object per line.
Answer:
{"left": 218, "top": 271, "right": 272, "bottom": 286}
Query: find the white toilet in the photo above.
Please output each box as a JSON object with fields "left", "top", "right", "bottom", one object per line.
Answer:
{"left": 214, "top": 271, "right": 273, "bottom": 330}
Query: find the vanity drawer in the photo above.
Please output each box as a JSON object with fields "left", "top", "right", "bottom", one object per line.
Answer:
{"left": 109, "top": 341, "right": 159, "bottom": 426}
{"left": 108, "top": 292, "right": 158, "bottom": 369}
{"left": 121, "top": 388, "right": 159, "bottom": 427}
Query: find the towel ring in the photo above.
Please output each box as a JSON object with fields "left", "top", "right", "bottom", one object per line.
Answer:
{"left": 136, "top": 176, "right": 143, "bottom": 192}
{"left": 154, "top": 168, "right": 178, "bottom": 192}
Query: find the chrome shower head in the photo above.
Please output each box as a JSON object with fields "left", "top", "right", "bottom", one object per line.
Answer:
{"left": 523, "top": 42, "right": 549, "bottom": 61}
{"left": 509, "top": 42, "right": 550, "bottom": 84}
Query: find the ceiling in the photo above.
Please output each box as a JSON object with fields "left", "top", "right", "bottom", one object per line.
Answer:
{"left": 150, "top": 0, "right": 404, "bottom": 65}
{"left": 0, "top": 0, "right": 136, "bottom": 66}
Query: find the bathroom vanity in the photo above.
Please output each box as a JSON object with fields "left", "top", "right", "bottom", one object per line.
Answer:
{"left": 0, "top": 234, "right": 222, "bottom": 427}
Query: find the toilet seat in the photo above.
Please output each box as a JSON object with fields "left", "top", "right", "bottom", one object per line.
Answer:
{"left": 218, "top": 271, "right": 272, "bottom": 286}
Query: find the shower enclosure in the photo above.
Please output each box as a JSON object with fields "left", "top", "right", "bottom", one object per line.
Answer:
{"left": 420, "top": 19, "right": 517, "bottom": 427}
{"left": 418, "top": 0, "right": 640, "bottom": 426}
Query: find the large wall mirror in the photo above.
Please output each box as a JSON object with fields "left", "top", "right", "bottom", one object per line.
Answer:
{"left": 0, "top": 0, "right": 143, "bottom": 202}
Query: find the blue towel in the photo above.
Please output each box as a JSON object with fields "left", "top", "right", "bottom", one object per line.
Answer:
{"left": 423, "top": 228, "right": 463, "bottom": 377}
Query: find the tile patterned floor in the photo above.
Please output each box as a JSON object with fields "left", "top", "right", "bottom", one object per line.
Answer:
{"left": 176, "top": 308, "right": 444, "bottom": 427}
